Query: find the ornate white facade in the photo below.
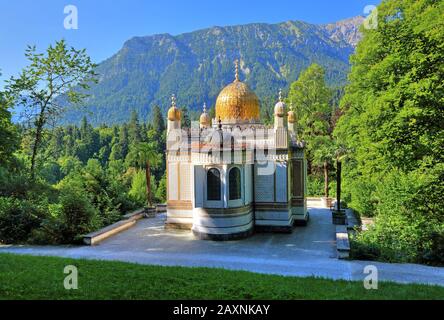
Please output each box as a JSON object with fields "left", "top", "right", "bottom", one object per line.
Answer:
{"left": 166, "top": 63, "right": 308, "bottom": 240}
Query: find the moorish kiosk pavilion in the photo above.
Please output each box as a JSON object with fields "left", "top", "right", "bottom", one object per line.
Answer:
{"left": 165, "top": 61, "right": 308, "bottom": 240}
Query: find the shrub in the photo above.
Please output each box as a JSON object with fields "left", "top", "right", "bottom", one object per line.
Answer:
{"left": 351, "top": 168, "right": 444, "bottom": 264}
{"left": 129, "top": 170, "right": 147, "bottom": 205}
{"left": 421, "top": 232, "right": 444, "bottom": 266}
{"left": 0, "top": 168, "right": 33, "bottom": 198}
{"left": 57, "top": 189, "right": 100, "bottom": 243}
{"left": 347, "top": 177, "right": 378, "bottom": 217}
{"left": 306, "top": 174, "right": 337, "bottom": 198}
{"left": 0, "top": 197, "right": 47, "bottom": 244}
{"left": 349, "top": 237, "right": 381, "bottom": 261}
{"left": 155, "top": 175, "right": 167, "bottom": 204}
{"left": 307, "top": 176, "right": 323, "bottom": 197}
{"left": 0, "top": 167, "right": 58, "bottom": 203}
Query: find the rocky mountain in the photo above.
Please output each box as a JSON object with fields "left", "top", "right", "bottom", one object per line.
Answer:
{"left": 62, "top": 16, "right": 365, "bottom": 125}
{"left": 322, "top": 16, "right": 364, "bottom": 47}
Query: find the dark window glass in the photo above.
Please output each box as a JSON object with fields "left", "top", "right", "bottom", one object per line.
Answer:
{"left": 207, "top": 168, "right": 221, "bottom": 201}
{"left": 229, "top": 167, "right": 241, "bottom": 200}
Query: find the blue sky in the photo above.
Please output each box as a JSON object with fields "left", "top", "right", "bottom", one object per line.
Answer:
{"left": 0, "top": 0, "right": 380, "bottom": 86}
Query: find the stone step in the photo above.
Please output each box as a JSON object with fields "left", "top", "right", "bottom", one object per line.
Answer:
{"left": 83, "top": 219, "right": 137, "bottom": 246}
{"left": 346, "top": 209, "right": 360, "bottom": 230}
{"left": 123, "top": 209, "right": 145, "bottom": 221}
{"left": 336, "top": 225, "right": 350, "bottom": 259}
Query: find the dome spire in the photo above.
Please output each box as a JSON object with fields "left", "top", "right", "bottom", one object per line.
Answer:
{"left": 234, "top": 59, "right": 239, "bottom": 82}
{"left": 274, "top": 88, "right": 286, "bottom": 118}
{"left": 167, "top": 94, "right": 181, "bottom": 122}
{"left": 200, "top": 102, "right": 211, "bottom": 128}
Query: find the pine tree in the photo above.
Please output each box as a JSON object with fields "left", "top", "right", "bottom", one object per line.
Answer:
{"left": 151, "top": 105, "right": 165, "bottom": 135}
{"left": 128, "top": 110, "right": 142, "bottom": 144}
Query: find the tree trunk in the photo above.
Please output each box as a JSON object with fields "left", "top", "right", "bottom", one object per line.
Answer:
{"left": 336, "top": 159, "right": 342, "bottom": 211}
{"left": 30, "top": 116, "right": 45, "bottom": 181}
{"left": 324, "top": 161, "right": 329, "bottom": 198}
{"left": 146, "top": 160, "right": 152, "bottom": 207}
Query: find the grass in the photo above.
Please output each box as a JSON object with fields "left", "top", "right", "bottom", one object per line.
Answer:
{"left": 0, "top": 253, "right": 443, "bottom": 300}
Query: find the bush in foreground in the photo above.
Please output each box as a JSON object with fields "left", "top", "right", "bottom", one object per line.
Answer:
{"left": 351, "top": 167, "right": 444, "bottom": 265}
{"left": 0, "top": 197, "right": 48, "bottom": 244}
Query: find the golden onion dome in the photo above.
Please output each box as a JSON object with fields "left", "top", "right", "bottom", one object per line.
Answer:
{"left": 287, "top": 110, "right": 296, "bottom": 123}
{"left": 215, "top": 60, "right": 260, "bottom": 123}
{"left": 167, "top": 94, "right": 181, "bottom": 121}
{"left": 200, "top": 103, "right": 211, "bottom": 127}
{"left": 274, "top": 89, "right": 286, "bottom": 117}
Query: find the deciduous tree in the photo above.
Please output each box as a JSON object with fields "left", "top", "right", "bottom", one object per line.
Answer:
{"left": 5, "top": 40, "right": 97, "bottom": 179}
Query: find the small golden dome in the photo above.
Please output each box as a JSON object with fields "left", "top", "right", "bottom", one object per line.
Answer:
{"left": 274, "top": 89, "right": 286, "bottom": 117}
{"left": 275, "top": 102, "right": 285, "bottom": 117}
{"left": 287, "top": 110, "right": 296, "bottom": 123}
{"left": 215, "top": 60, "right": 260, "bottom": 123}
{"left": 200, "top": 103, "right": 211, "bottom": 127}
{"left": 167, "top": 94, "right": 181, "bottom": 121}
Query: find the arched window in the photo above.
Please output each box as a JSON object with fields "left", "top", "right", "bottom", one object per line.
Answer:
{"left": 207, "top": 168, "right": 221, "bottom": 201}
{"left": 229, "top": 167, "right": 241, "bottom": 200}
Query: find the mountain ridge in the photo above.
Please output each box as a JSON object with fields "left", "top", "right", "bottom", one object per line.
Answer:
{"left": 62, "top": 16, "right": 364, "bottom": 125}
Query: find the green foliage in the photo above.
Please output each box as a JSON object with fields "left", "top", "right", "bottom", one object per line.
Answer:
{"left": 0, "top": 197, "right": 47, "bottom": 244}
{"left": 0, "top": 85, "right": 19, "bottom": 167}
{"left": 59, "top": 159, "right": 124, "bottom": 226}
{"left": 155, "top": 174, "right": 167, "bottom": 204}
{"left": 345, "top": 177, "right": 378, "bottom": 217}
{"left": 0, "top": 166, "right": 31, "bottom": 198}
{"left": 307, "top": 175, "right": 337, "bottom": 198}
{"left": 0, "top": 42, "right": 167, "bottom": 245}
{"left": 40, "top": 161, "right": 63, "bottom": 185}
{"left": 58, "top": 156, "right": 83, "bottom": 177}
{"left": 288, "top": 64, "right": 336, "bottom": 197}
{"left": 0, "top": 165, "right": 57, "bottom": 203}
{"left": 352, "top": 167, "right": 444, "bottom": 264}
{"left": 57, "top": 188, "right": 100, "bottom": 243}
{"left": 335, "top": 0, "right": 444, "bottom": 175}
{"left": 151, "top": 105, "right": 166, "bottom": 134}
{"left": 5, "top": 40, "right": 98, "bottom": 179}
{"left": 125, "top": 142, "right": 162, "bottom": 207}
{"left": 128, "top": 111, "right": 142, "bottom": 143}
{"left": 125, "top": 142, "right": 161, "bottom": 170}
{"left": 288, "top": 64, "right": 332, "bottom": 140}
{"left": 129, "top": 170, "right": 148, "bottom": 205}
{"left": 335, "top": 0, "right": 444, "bottom": 264}
{"left": 307, "top": 176, "right": 324, "bottom": 197}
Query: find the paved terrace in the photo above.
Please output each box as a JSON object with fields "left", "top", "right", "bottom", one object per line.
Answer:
{"left": 1, "top": 206, "right": 443, "bottom": 287}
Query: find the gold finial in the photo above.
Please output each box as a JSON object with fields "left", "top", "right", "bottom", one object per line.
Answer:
{"left": 279, "top": 89, "right": 283, "bottom": 102}
{"left": 234, "top": 59, "right": 239, "bottom": 82}
{"left": 171, "top": 94, "right": 176, "bottom": 108}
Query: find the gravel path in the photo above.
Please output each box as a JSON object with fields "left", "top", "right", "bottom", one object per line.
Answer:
{"left": 1, "top": 208, "right": 443, "bottom": 287}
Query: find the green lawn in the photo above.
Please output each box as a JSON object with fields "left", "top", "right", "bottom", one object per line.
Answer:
{"left": 0, "top": 253, "right": 443, "bottom": 300}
